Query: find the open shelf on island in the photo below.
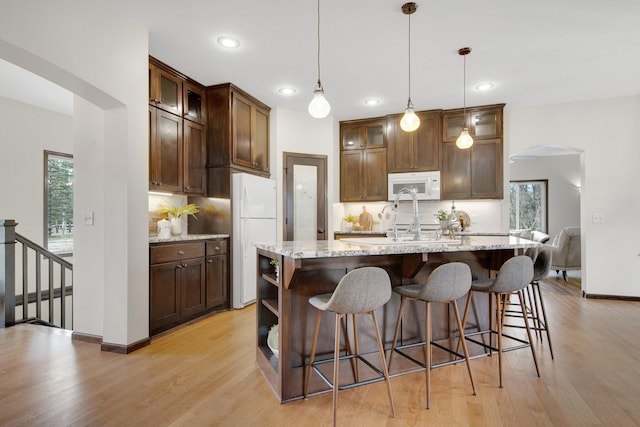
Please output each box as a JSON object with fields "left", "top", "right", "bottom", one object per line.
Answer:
{"left": 262, "top": 298, "right": 279, "bottom": 316}
{"left": 261, "top": 273, "right": 279, "bottom": 287}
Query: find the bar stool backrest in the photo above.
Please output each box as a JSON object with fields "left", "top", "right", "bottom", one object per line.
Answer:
{"left": 324, "top": 267, "right": 391, "bottom": 314}
{"left": 489, "top": 255, "right": 534, "bottom": 293}
{"left": 419, "top": 262, "right": 472, "bottom": 302}
{"left": 532, "top": 246, "right": 552, "bottom": 281}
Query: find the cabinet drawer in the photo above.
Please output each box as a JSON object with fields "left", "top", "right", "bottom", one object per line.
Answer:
{"left": 206, "top": 239, "right": 228, "bottom": 256}
{"left": 150, "top": 242, "right": 205, "bottom": 264}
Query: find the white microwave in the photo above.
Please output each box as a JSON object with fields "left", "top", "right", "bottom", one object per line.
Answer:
{"left": 388, "top": 171, "right": 441, "bottom": 201}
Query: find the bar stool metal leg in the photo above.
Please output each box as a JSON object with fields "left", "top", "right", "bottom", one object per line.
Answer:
{"left": 332, "top": 313, "right": 342, "bottom": 426}
{"left": 387, "top": 295, "right": 407, "bottom": 370}
{"left": 425, "top": 301, "right": 432, "bottom": 409}
{"left": 532, "top": 281, "right": 554, "bottom": 358}
{"left": 304, "top": 309, "right": 323, "bottom": 399}
{"left": 518, "top": 290, "right": 540, "bottom": 377}
{"left": 451, "top": 300, "right": 476, "bottom": 396}
{"left": 371, "top": 310, "right": 396, "bottom": 418}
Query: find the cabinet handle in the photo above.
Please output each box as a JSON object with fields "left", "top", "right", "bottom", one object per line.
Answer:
{"left": 214, "top": 246, "right": 220, "bottom": 251}
{"left": 185, "top": 185, "right": 190, "bottom": 189}
{"left": 182, "top": 263, "right": 188, "bottom": 268}
{"left": 207, "top": 259, "right": 213, "bottom": 263}
{"left": 177, "top": 250, "right": 184, "bottom": 255}
{"left": 176, "top": 264, "right": 182, "bottom": 269}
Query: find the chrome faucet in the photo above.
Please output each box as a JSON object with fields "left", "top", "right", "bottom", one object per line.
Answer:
{"left": 391, "top": 187, "right": 421, "bottom": 241}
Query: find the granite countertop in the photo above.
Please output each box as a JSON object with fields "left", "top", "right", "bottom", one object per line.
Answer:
{"left": 334, "top": 230, "right": 387, "bottom": 235}
{"left": 149, "top": 233, "right": 229, "bottom": 244}
{"left": 255, "top": 235, "right": 541, "bottom": 259}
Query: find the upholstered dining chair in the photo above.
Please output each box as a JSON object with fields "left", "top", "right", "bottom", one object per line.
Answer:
{"left": 550, "top": 226, "right": 581, "bottom": 281}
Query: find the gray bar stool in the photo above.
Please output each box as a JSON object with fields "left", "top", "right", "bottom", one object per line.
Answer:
{"left": 303, "top": 267, "right": 395, "bottom": 426}
{"left": 461, "top": 255, "right": 540, "bottom": 388}
{"left": 388, "top": 262, "right": 476, "bottom": 409}
{"left": 503, "top": 246, "right": 554, "bottom": 358}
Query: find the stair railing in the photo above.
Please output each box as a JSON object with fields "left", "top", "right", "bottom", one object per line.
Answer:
{"left": 0, "top": 219, "right": 73, "bottom": 329}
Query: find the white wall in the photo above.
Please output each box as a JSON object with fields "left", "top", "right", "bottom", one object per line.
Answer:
{"left": 0, "top": 0, "right": 149, "bottom": 345}
{"left": 0, "top": 97, "right": 73, "bottom": 243}
{"left": 271, "top": 108, "right": 339, "bottom": 239}
{"left": 73, "top": 97, "right": 105, "bottom": 337}
{"left": 510, "top": 154, "right": 581, "bottom": 239}
{"left": 506, "top": 96, "right": 640, "bottom": 297}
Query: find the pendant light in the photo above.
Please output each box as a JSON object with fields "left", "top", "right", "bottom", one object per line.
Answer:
{"left": 456, "top": 47, "right": 474, "bottom": 149}
{"left": 308, "top": 0, "right": 330, "bottom": 118}
{"left": 400, "top": 2, "right": 420, "bottom": 132}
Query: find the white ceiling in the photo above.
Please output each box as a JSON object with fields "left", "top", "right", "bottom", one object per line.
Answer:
{"left": 3, "top": 1, "right": 639, "bottom": 126}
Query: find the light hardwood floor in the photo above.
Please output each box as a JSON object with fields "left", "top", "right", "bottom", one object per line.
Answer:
{"left": 1, "top": 279, "right": 639, "bottom": 427}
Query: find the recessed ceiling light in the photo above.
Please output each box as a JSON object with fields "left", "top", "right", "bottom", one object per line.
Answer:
{"left": 363, "top": 98, "right": 381, "bottom": 106}
{"left": 278, "top": 87, "right": 296, "bottom": 96}
{"left": 474, "top": 82, "right": 495, "bottom": 92}
{"left": 217, "top": 36, "right": 240, "bottom": 49}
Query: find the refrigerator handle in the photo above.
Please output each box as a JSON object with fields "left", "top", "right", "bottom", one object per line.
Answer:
{"left": 241, "top": 184, "right": 248, "bottom": 218}
{"left": 241, "top": 219, "right": 249, "bottom": 258}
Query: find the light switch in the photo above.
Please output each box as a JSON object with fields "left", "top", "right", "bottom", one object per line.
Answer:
{"left": 592, "top": 213, "right": 605, "bottom": 223}
{"left": 83, "top": 211, "right": 94, "bottom": 225}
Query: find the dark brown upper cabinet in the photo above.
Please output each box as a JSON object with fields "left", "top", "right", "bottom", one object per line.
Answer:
{"left": 440, "top": 104, "right": 505, "bottom": 200}
{"left": 149, "top": 61, "right": 182, "bottom": 116}
{"left": 149, "top": 106, "right": 183, "bottom": 193}
{"left": 183, "top": 120, "right": 206, "bottom": 195}
{"left": 387, "top": 110, "right": 441, "bottom": 173}
{"left": 442, "top": 104, "right": 504, "bottom": 142}
{"left": 148, "top": 57, "right": 207, "bottom": 196}
{"left": 340, "top": 118, "right": 386, "bottom": 151}
{"left": 183, "top": 81, "right": 206, "bottom": 125}
{"left": 206, "top": 83, "right": 271, "bottom": 177}
{"left": 339, "top": 118, "right": 388, "bottom": 202}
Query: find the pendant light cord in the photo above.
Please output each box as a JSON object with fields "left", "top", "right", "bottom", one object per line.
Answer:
{"left": 407, "top": 12, "right": 412, "bottom": 105}
{"left": 463, "top": 53, "right": 467, "bottom": 127}
{"left": 316, "top": 0, "right": 321, "bottom": 87}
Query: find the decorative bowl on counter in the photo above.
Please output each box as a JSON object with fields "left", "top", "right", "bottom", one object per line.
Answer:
{"left": 267, "top": 324, "right": 279, "bottom": 358}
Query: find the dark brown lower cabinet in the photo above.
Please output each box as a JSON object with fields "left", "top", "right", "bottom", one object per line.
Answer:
{"left": 206, "top": 239, "right": 228, "bottom": 309}
{"left": 150, "top": 239, "right": 229, "bottom": 336}
{"left": 150, "top": 261, "right": 181, "bottom": 332}
{"left": 180, "top": 257, "right": 206, "bottom": 318}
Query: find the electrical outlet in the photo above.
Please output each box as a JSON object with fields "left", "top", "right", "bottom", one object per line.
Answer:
{"left": 592, "top": 213, "right": 605, "bottom": 223}
{"left": 83, "top": 211, "right": 94, "bottom": 225}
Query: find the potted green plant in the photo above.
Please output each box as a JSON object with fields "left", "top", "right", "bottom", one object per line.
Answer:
{"left": 157, "top": 202, "right": 200, "bottom": 236}
{"left": 435, "top": 209, "right": 450, "bottom": 229}
{"left": 343, "top": 213, "right": 357, "bottom": 231}
{"left": 270, "top": 259, "right": 280, "bottom": 279}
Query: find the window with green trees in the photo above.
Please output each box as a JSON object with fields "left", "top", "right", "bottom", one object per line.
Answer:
{"left": 509, "top": 180, "right": 547, "bottom": 233}
{"left": 44, "top": 151, "right": 74, "bottom": 254}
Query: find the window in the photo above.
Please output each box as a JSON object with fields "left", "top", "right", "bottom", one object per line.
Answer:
{"left": 44, "top": 151, "right": 74, "bottom": 254}
{"left": 509, "top": 180, "right": 548, "bottom": 232}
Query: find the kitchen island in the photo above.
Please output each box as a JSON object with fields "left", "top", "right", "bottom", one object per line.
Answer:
{"left": 254, "top": 236, "right": 540, "bottom": 403}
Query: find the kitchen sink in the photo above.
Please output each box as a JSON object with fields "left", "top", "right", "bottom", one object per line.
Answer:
{"left": 340, "top": 236, "right": 461, "bottom": 245}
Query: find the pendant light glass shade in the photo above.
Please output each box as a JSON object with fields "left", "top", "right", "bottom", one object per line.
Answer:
{"left": 401, "top": 3, "right": 419, "bottom": 132}
{"left": 456, "top": 128, "right": 473, "bottom": 149}
{"left": 400, "top": 102, "right": 420, "bottom": 132}
{"left": 308, "top": 82, "right": 331, "bottom": 118}
{"left": 456, "top": 47, "right": 473, "bottom": 149}
{"left": 308, "top": 0, "right": 330, "bottom": 119}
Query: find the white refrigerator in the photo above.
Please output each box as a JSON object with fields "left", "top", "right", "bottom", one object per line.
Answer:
{"left": 232, "top": 173, "right": 277, "bottom": 309}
